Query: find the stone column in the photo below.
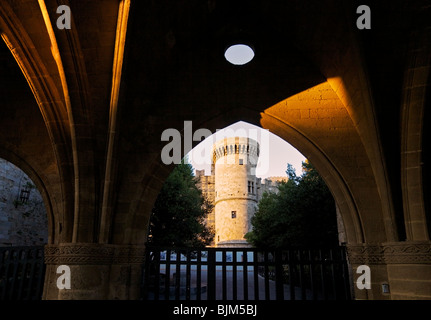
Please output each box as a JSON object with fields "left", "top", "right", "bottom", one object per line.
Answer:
{"left": 43, "top": 243, "right": 145, "bottom": 300}
{"left": 347, "top": 241, "right": 431, "bottom": 300}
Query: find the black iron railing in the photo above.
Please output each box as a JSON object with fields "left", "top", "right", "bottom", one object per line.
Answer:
{"left": 0, "top": 245, "right": 352, "bottom": 300}
{"left": 141, "top": 246, "right": 352, "bottom": 300}
{"left": 0, "top": 246, "right": 45, "bottom": 300}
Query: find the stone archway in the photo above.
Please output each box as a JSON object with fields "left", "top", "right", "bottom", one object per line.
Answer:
{"left": 400, "top": 28, "right": 431, "bottom": 242}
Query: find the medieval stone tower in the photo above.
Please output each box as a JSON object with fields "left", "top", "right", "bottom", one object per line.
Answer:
{"left": 212, "top": 137, "right": 260, "bottom": 247}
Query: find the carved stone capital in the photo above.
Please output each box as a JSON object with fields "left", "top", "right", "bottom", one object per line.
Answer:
{"left": 346, "top": 241, "right": 431, "bottom": 265}
{"left": 44, "top": 243, "right": 146, "bottom": 265}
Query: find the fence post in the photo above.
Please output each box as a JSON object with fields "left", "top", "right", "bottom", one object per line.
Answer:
{"left": 207, "top": 249, "right": 216, "bottom": 300}
{"left": 275, "top": 250, "right": 284, "bottom": 300}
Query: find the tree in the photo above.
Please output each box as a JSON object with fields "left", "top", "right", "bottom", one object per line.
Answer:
{"left": 245, "top": 161, "right": 338, "bottom": 248}
{"left": 147, "top": 161, "right": 214, "bottom": 247}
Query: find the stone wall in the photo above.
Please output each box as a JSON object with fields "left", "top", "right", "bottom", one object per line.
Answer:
{"left": 0, "top": 158, "right": 48, "bottom": 246}
{"left": 195, "top": 170, "right": 215, "bottom": 231}
{"left": 258, "top": 177, "right": 288, "bottom": 199}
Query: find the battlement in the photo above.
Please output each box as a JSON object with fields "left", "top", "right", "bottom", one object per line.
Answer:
{"left": 212, "top": 137, "right": 259, "bottom": 164}
{"left": 263, "top": 176, "right": 288, "bottom": 184}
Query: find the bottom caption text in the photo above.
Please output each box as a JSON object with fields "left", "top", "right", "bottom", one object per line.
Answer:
{"left": 173, "top": 304, "right": 257, "bottom": 317}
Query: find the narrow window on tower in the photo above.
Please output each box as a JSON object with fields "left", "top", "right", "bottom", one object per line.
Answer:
{"left": 248, "top": 181, "right": 251, "bottom": 193}
{"left": 19, "top": 183, "right": 32, "bottom": 205}
{"left": 231, "top": 211, "right": 236, "bottom": 219}
{"left": 19, "top": 188, "right": 30, "bottom": 204}
{"left": 239, "top": 158, "right": 243, "bottom": 165}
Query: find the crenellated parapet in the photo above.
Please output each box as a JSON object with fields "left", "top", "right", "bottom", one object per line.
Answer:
{"left": 212, "top": 137, "right": 259, "bottom": 165}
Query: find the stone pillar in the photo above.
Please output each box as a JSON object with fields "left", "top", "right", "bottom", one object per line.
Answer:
{"left": 43, "top": 243, "right": 145, "bottom": 300}
{"left": 347, "top": 241, "right": 431, "bottom": 300}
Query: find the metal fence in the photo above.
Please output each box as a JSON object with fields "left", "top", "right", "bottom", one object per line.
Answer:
{"left": 0, "top": 245, "right": 352, "bottom": 300}
{"left": 0, "top": 246, "right": 45, "bottom": 300}
{"left": 141, "top": 246, "right": 352, "bottom": 300}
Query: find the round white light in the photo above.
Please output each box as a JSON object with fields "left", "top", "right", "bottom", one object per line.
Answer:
{"left": 224, "top": 44, "right": 254, "bottom": 65}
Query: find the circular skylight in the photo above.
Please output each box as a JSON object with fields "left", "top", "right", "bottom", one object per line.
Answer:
{"left": 224, "top": 44, "right": 255, "bottom": 65}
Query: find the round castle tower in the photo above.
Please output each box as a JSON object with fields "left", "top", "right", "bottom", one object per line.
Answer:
{"left": 212, "top": 137, "right": 259, "bottom": 247}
